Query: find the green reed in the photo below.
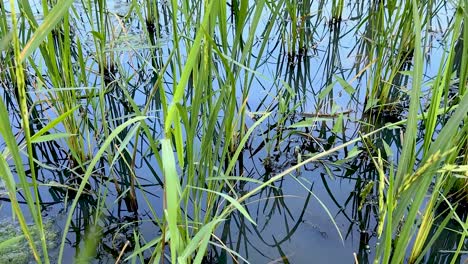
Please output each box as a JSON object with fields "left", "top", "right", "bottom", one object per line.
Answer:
{"left": 372, "top": 1, "right": 468, "bottom": 263}
{"left": 0, "top": 0, "right": 467, "bottom": 263}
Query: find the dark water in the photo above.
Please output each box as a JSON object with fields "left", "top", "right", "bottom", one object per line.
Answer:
{"left": 0, "top": 0, "right": 465, "bottom": 263}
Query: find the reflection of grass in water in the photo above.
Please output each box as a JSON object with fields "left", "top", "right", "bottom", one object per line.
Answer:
{"left": 0, "top": 0, "right": 467, "bottom": 263}
{"left": 0, "top": 220, "right": 59, "bottom": 264}
{"left": 0, "top": 178, "right": 5, "bottom": 195}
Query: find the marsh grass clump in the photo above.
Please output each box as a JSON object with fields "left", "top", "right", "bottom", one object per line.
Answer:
{"left": 0, "top": 0, "right": 467, "bottom": 263}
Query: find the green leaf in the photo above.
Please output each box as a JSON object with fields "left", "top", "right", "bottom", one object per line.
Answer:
{"left": 225, "top": 112, "right": 271, "bottom": 176}
{"left": 58, "top": 116, "right": 148, "bottom": 263}
{"left": 20, "top": 0, "right": 75, "bottom": 62}
{"left": 161, "top": 138, "right": 182, "bottom": 262}
{"left": 0, "top": 32, "right": 12, "bottom": 51}
{"left": 346, "top": 146, "right": 362, "bottom": 159}
{"left": 91, "top": 31, "right": 105, "bottom": 42}
{"left": 318, "top": 81, "right": 336, "bottom": 99}
{"left": 335, "top": 75, "right": 355, "bottom": 95}
{"left": 31, "top": 133, "right": 75, "bottom": 143}
{"left": 30, "top": 105, "right": 79, "bottom": 141}
{"left": 178, "top": 219, "right": 224, "bottom": 263}
{"left": 189, "top": 186, "right": 256, "bottom": 225}
{"left": 332, "top": 113, "right": 343, "bottom": 134}
{"left": 289, "top": 117, "right": 332, "bottom": 128}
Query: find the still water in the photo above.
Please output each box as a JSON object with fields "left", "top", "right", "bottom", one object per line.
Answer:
{"left": 0, "top": 0, "right": 464, "bottom": 263}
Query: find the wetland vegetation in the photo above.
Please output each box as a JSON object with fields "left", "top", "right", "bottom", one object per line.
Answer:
{"left": 0, "top": 0, "right": 467, "bottom": 263}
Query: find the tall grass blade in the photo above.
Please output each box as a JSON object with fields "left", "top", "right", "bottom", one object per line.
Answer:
{"left": 58, "top": 116, "right": 147, "bottom": 262}
{"left": 20, "top": 0, "right": 75, "bottom": 62}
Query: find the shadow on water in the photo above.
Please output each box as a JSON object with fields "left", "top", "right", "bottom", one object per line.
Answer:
{"left": 0, "top": 0, "right": 466, "bottom": 263}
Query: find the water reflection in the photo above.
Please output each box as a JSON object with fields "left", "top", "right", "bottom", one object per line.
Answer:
{"left": 0, "top": 0, "right": 465, "bottom": 263}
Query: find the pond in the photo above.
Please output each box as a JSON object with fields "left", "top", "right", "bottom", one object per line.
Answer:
{"left": 0, "top": 0, "right": 467, "bottom": 263}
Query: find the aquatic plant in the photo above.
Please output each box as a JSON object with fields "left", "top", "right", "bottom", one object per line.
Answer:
{"left": 0, "top": 0, "right": 467, "bottom": 263}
